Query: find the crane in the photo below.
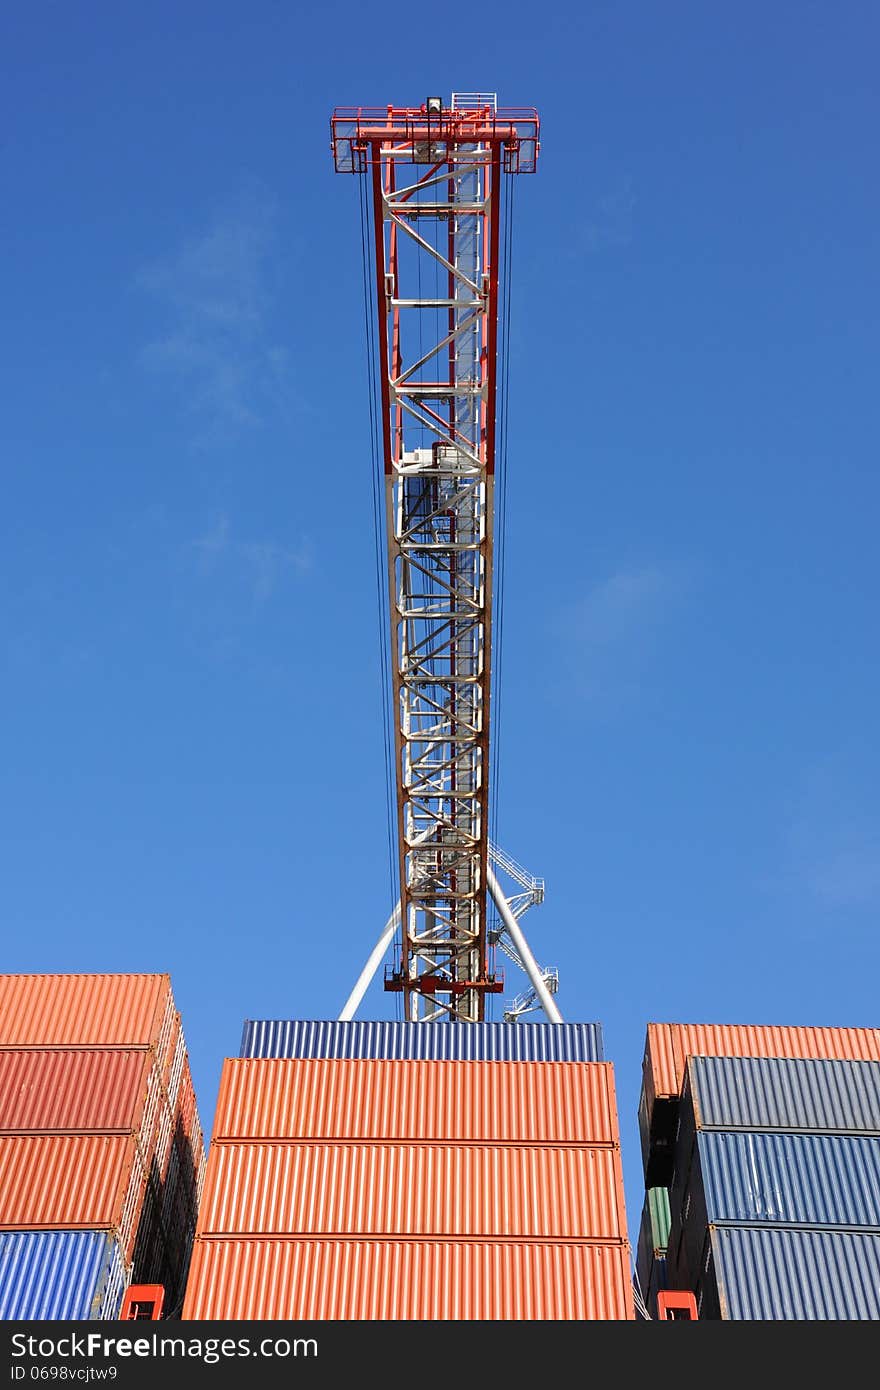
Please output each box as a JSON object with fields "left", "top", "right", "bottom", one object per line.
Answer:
{"left": 331, "top": 95, "right": 561, "bottom": 1024}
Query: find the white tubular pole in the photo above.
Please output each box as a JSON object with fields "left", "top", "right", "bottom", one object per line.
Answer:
{"left": 338, "top": 902, "right": 401, "bottom": 1021}
{"left": 486, "top": 865, "right": 563, "bottom": 1023}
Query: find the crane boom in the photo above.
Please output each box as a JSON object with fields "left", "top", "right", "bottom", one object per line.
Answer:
{"left": 331, "top": 96, "right": 540, "bottom": 1021}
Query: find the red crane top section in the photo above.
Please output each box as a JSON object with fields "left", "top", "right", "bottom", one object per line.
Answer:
{"left": 330, "top": 103, "right": 540, "bottom": 174}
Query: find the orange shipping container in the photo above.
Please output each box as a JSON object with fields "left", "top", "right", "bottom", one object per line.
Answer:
{"left": 0, "top": 1134, "right": 147, "bottom": 1261}
{"left": 0, "top": 1048, "right": 151, "bottom": 1134}
{"left": 198, "top": 1142, "right": 627, "bottom": 1240}
{"left": 182, "top": 1236, "right": 634, "bottom": 1320}
{"left": 0, "top": 975, "right": 176, "bottom": 1066}
{"left": 213, "top": 1058, "right": 622, "bottom": 1144}
{"left": 0, "top": 1042, "right": 201, "bottom": 1204}
{"left": 643, "top": 1021, "right": 880, "bottom": 1111}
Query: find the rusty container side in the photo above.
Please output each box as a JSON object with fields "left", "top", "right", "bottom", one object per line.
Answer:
{"left": 0, "top": 1048, "right": 150, "bottom": 1134}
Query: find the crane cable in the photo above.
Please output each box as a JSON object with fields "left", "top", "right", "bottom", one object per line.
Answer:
{"left": 487, "top": 168, "right": 515, "bottom": 1014}
{"left": 357, "top": 168, "right": 400, "bottom": 963}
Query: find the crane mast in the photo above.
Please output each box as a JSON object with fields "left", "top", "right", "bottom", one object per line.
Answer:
{"left": 331, "top": 96, "right": 540, "bottom": 1022}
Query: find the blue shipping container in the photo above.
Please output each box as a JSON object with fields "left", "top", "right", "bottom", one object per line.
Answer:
{"left": 686, "top": 1054, "right": 880, "bottom": 1133}
{"left": 669, "top": 1128, "right": 880, "bottom": 1292}
{"left": 704, "top": 1224, "right": 880, "bottom": 1320}
{"left": 0, "top": 1232, "right": 126, "bottom": 1321}
{"left": 696, "top": 1129, "right": 880, "bottom": 1229}
{"left": 239, "top": 1018, "right": 604, "bottom": 1062}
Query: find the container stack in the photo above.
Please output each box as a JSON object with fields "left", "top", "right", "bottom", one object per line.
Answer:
{"left": 183, "top": 1020, "right": 633, "bottom": 1320}
{"left": 0, "top": 975, "right": 207, "bottom": 1320}
{"left": 638, "top": 1022, "right": 880, "bottom": 1320}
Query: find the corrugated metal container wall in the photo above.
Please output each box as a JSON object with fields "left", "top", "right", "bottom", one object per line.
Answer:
{"left": 183, "top": 1237, "right": 634, "bottom": 1320}
{"left": 696, "top": 1130, "right": 880, "bottom": 1229}
{"left": 645, "top": 1186, "right": 671, "bottom": 1248}
{"left": 240, "top": 1019, "right": 604, "bottom": 1062}
{"left": 213, "top": 1059, "right": 621, "bottom": 1144}
{"left": 639, "top": 1022, "right": 880, "bottom": 1185}
{"left": 686, "top": 1054, "right": 880, "bottom": 1133}
{"left": 0, "top": 1230, "right": 126, "bottom": 1321}
{"left": 643, "top": 1022, "right": 880, "bottom": 1113}
{"left": 0, "top": 1048, "right": 150, "bottom": 1134}
{"left": 0, "top": 976, "right": 172, "bottom": 1051}
{"left": 669, "top": 1130, "right": 880, "bottom": 1291}
{"left": 199, "top": 1143, "right": 627, "bottom": 1239}
{"left": 703, "top": 1224, "right": 880, "bottom": 1320}
{"left": 0, "top": 1135, "right": 144, "bottom": 1257}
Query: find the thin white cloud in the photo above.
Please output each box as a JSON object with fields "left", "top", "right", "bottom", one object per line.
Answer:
{"left": 553, "top": 564, "right": 679, "bottom": 705}
{"left": 570, "top": 567, "right": 670, "bottom": 646}
{"left": 239, "top": 539, "right": 313, "bottom": 601}
{"left": 136, "top": 192, "right": 295, "bottom": 442}
{"left": 190, "top": 516, "right": 311, "bottom": 602}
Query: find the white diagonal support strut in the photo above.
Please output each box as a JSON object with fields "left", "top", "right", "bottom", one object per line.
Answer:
{"left": 487, "top": 865, "right": 563, "bottom": 1023}
{"left": 338, "top": 903, "right": 401, "bottom": 1022}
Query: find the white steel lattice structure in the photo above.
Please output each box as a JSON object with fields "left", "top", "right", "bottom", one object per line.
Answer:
{"left": 331, "top": 96, "right": 559, "bottom": 1023}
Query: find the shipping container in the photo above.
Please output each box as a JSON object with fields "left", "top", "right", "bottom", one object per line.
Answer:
{"left": 198, "top": 1142, "right": 627, "bottom": 1239}
{"left": 0, "top": 975, "right": 173, "bottom": 1053}
{"left": 671, "top": 1055, "right": 880, "bottom": 1222}
{"left": 0, "top": 1046, "right": 201, "bottom": 1212}
{"left": 0, "top": 1134, "right": 147, "bottom": 1262}
{"left": 0, "top": 1048, "right": 151, "bottom": 1134}
{"left": 639, "top": 1022, "right": 880, "bottom": 1185}
{"left": 669, "top": 1129, "right": 880, "bottom": 1291}
{"left": 240, "top": 1019, "right": 604, "bottom": 1062}
{"left": 685, "top": 1054, "right": 880, "bottom": 1135}
{"left": 182, "top": 1237, "right": 634, "bottom": 1320}
{"left": 696, "top": 1224, "right": 880, "bottom": 1320}
{"left": 212, "top": 1058, "right": 622, "bottom": 1145}
{"left": 0, "top": 1230, "right": 127, "bottom": 1321}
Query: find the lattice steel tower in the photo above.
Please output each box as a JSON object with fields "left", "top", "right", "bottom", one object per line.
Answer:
{"left": 332, "top": 96, "right": 560, "bottom": 1025}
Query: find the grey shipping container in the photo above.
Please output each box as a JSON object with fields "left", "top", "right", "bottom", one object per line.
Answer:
{"left": 239, "top": 1018, "right": 604, "bottom": 1062}
{"left": 696, "top": 1224, "right": 880, "bottom": 1320}
{"left": 684, "top": 1054, "right": 880, "bottom": 1134}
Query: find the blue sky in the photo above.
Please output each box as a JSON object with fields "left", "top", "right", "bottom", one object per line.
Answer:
{"left": 3, "top": 2, "right": 879, "bottom": 1249}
